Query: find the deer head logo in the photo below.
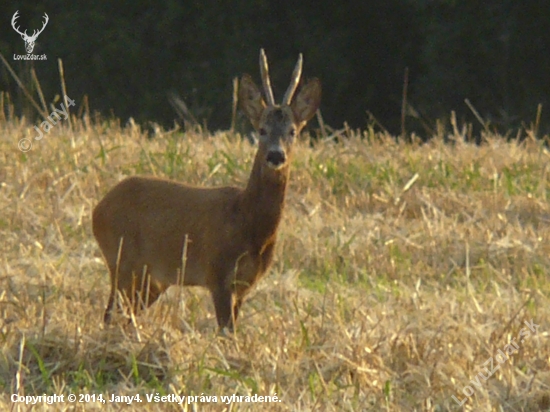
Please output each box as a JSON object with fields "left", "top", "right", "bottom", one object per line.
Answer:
{"left": 11, "top": 11, "right": 49, "bottom": 54}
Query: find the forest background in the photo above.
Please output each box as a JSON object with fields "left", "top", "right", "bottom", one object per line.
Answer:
{"left": 0, "top": 1, "right": 548, "bottom": 136}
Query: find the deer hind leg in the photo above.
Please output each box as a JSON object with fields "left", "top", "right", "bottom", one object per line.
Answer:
{"left": 103, "top": 263, "right": 128, "bottom": 323}
{"left": 103, "top": 268, "right": 163, "bottom": 323}
{"left": 103, "top": 289, "right": 117, "bottom": 324}
{"left": 103, "top": 270, "right": 135, "bottom": 324}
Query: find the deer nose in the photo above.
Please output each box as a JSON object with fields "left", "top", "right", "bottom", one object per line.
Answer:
{"left": 266, "top": 150, "right": 286, "bottom": 167}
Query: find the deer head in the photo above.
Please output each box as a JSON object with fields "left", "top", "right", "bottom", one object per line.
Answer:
{"left": 12, "top": 11, "right": 49, "bottom": 54}
{"left": 239, "top": 49, "right": 321, "bottom": 175}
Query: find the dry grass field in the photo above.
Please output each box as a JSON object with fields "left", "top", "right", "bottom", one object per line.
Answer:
{"left": 1, "top": 117, "right": 549, "bottom": 411}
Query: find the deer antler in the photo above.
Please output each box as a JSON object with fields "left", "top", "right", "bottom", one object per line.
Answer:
{"left": 11, "top": 11, "right": 48, "bottom": 41}
{"left": 11, "top": 11, "right": 27, "bottom": 37}
{"left": 282, "top": 54, "right": 303, "bottom": 106}
{"left": 30, "top": 13, "right": 49, "bottom": 40}
{"left": 259, "top": 49, "right": 275, "bottom": 107}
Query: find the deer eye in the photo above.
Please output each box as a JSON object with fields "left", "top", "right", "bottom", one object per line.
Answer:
{"left": 288, "top": 128, "right": 297, "bottom": 141}
{"left": 259, "top": 128, "right": 267, "bottom": 136}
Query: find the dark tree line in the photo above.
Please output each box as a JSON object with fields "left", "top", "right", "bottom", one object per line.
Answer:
{"left": 1, "top": 0, "right": 549, "bottom": 136}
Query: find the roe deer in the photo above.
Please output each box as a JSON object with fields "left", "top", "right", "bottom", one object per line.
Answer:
{"left": 92, "top": 49, "right": 321, "bottom": 331}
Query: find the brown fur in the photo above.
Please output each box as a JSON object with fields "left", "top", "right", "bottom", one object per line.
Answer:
{"left": 92, "top": 51, "right": 321, "bottom": 331}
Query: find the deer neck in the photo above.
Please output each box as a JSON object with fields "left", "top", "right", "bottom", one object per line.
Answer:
{"left": 240, "top": 149, "right": 289, "bottom": 249}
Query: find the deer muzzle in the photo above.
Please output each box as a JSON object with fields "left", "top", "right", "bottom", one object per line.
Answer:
{"left": 266, "top": 149, "right": 286, "bottom": 168}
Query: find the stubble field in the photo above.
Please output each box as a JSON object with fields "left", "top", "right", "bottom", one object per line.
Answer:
{"left": 1, "top": 118, "right": 549, "bottom": 411}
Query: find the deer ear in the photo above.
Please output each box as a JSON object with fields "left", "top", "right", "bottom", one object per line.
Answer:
{"left": 239, "top": 74, "right": 266, "bottom": 130}
{"left": 291, "top": 79, "right": 321, "bottom": 125}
